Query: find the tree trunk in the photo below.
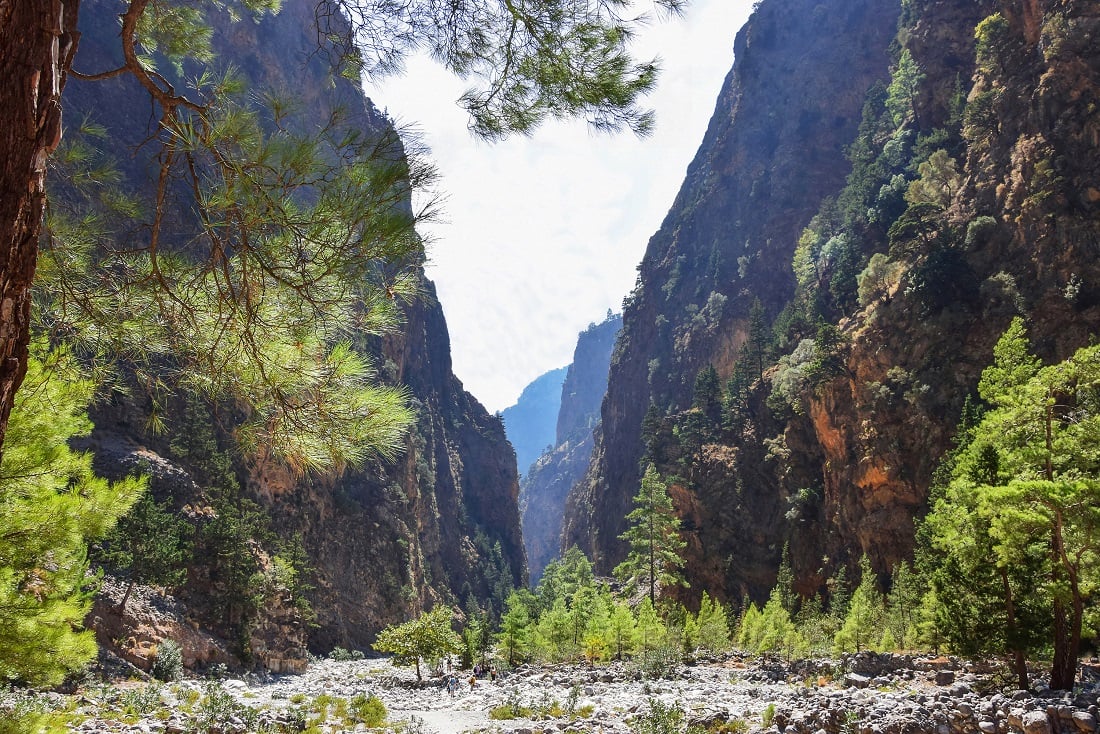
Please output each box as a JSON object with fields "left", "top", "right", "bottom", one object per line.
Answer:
{"left": 1049, "top": 521, "right": 1080, "bottom": 690}
{"left": 0, "top": 0, "right": 80, "bottom": 459}
{"left": 999, "top": 567, "right": 1029, "bottom": 691}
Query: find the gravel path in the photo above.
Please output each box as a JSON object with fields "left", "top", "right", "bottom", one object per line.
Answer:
{"left": 36, "top": 653, "right": 1100, "bottom": 734}
{"left": 398, "top": 708, "right": 491, "bottom": 733}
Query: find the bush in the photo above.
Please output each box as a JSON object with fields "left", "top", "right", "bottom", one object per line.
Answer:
{"left": 151, "top": 639, "right": 183, "bottom": 682}
{"left": 328, "top": 647, "right": 364, "bottom": 661}
{"left": 350, "top": 694, "right": 386, "bottom": 726}
{"left": 632, "top": 698, "right": 684, "bottom": 734}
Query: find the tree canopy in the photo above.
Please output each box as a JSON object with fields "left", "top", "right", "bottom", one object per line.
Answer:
{"left": 4, "top": 0, "right": 689, "bottom": 471}
{"left": 924, "top": 317, "right": 1100, "bottom": 689}
{"left": 373, "top": 605, "right": 462, "bottom": 680}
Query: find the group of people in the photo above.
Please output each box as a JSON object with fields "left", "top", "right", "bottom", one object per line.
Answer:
{"left": 444, "top": 662, "right": 498, "bottom": 697}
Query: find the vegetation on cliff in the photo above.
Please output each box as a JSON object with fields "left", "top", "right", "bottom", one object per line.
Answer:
{"left": 566, "top": 1, "right": 1100, "bottom": 690}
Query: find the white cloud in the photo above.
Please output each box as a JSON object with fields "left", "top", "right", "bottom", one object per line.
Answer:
{"left": 363, "top": 0, "right": 755, "bottom": 412}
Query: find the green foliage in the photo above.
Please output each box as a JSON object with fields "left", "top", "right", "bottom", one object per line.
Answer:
{"left": 608, "top": 600, "right": 637, "bottom": 660}
{"left": 327, "top": 647, "right": 364, "bottom": 662}
{"left": 693, "top": 366, "right": 723, "bottom": 425}
{"left": 975, "top": 13, "right": 1012, "bottom": 74}
{"left": 497, "top": 589, "right": 535, "bottom": 665}
{"left": 747, "top": 299, "right": 771, "bottom": 380}
{"left": 884, "top": 562, "right": 924, "bottom": 650}
{"left": 349, "top": 694, "right": 386, "bottom": 727}
{"left": 373, "top": 606, "right": 462, "bottom": 680}
{"left": 694, "top": 592, "right": 732, "bottom": 654}
{"left": 537, "top": 546, "right": 596, "bottom": 613}
{"left": 775, "top": 543, "right": 798, "bottom": 615}
{"left": 633, "top": 598, "right": 668, "bottom": 657}
{"left": 904, "top": 150, "right": 961, "bottom": 210}
{"left": 857, "top": 253, "right": 903, "bottom": 307}
{"left": 189, "top": 680, "right": 264, "bottom": 733}
{"left": 151, "top": 639, "right": 183, "bottom": 682}
{"left": 615, "top": 465, "right": 688, "bottom": 603}
{"left": 535, "top": 597, "right": 573, "bottom": 661}
{"left": 923, "top": 318, "right": 1100, "bottom": 687}
{"left": 834, "top": 557, "right": 885, "bottom": 653}
{"left": 0, "top": 341, "right": 145, "bottom": 686}
{"left": 92, "top": 492, "right": 193, "bottom": 612}
{"left": 885, "top": 49, "right": 925, "bottom": 128}
{"left": 46, "top": 98, "right": 419, "bottom": 474}
{"left": 38, "top": 0, "right": 690, "bottom": 476}
{"left": 631, "top": 698, "right": 684, "bottom": 734}
{"left": 767, "top": 338, "right": 817, "bottom": 416}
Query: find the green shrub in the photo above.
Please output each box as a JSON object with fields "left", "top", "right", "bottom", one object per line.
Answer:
{"left": 350, "top": 694, "right": 386, "bottom": 727}
{"left": 631, "top": 698, "right": 684, "bottom": 734}
{"left": 329, "top": 646, "right": 364, "bottom": 661}
{"left": 152, "top": 639, "right": 183, "bottom": 682}
{"left": 762, "top": 703, "right": 777, "bottom": 727}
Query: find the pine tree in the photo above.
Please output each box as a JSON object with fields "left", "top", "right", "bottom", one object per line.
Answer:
{"left": 535, "top": 597, "right": 572, "bottom": 662}
{"left": 1, "top": 0, "right": 688, "bottom": 468}
{"left": 614, "top": 465, "right": 688, "bottom": 605}
{"left": 92, "top": 493, "right": 193, "bottom": 614}
{"left": 775, "top": 542, "right": 798, "bottom": 614}
{"left": 633, "top": 597, "right": 667, "bottom": 657}
{"left": 497, "top": 591, "right": 534, "bottom": 666}
{"left": 0, "top": 341, "right": 145, "bottom": 686}
{"left": 834, "top": 557, "right": 885, "bottom": 653}
{"left": 695, "top": 592, "right": 732, "bottom": 654}
{"left": 747, "top": 298, "right": 771, "bottom": 380}
{"left": 607, "top": 600, "right": 637, "bottom": 660}
{"left": 884, "top": 562, "right": 924, "bottom": 650}
{"left": 923, "top": 317, "right": 1100, "bottom": 689}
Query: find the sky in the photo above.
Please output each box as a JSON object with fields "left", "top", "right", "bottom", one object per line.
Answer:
{"left": 362, "top": 0, "right": 756, "bottom": 412}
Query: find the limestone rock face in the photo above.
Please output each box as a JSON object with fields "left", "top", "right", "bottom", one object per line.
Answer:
{"left": 563, "top": 0, "right": 902, "bottom": 589}
{"left": 502, "top": 367, "right": 569, "bottom": 478}
{"left": 520, "top": 314, "right": 621, "bottom": 582}
{"left": 67, "top": 0, "right": 524, "bottom": 667}
{"left": 566, "top": 0, "right": 1100, "bottom": 603}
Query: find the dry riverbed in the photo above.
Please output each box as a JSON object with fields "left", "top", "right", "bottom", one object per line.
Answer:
{"left": 6, "top": 653, "right": 1100, "bottom": 733}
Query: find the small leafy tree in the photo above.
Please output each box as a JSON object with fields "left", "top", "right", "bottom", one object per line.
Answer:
{"left": 373, "top": 606, "right": 461, "bottom": 681}
{"left": 633, "top": 597, "right": 667, "bottom": 657}
{"left": 535, "top": 597, "right": 572, "bottom": 661}
{"left": 614, "top": 465, "right": 687, "bottom": 605}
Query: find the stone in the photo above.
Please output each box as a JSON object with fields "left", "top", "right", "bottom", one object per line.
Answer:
{"left": 1072, "top": 711, "right": 1097, "bottom": 732}
{"left": 1022, "top": 711, "right": 1052, "bottom": 734}
{"left": 845, "top": 673, "right": 871, "bottom": 688}
{"left": 978, "top": 722, "right": 996, "bottom": 733}
{"left": 935, "top": 671, "right": 956, "bottom": 686}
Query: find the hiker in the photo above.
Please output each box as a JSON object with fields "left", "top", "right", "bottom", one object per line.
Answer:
{"left": 489, "top": 666, "right": 497, "bottom": 683}
{"left": 468, "top": 674, "right": 477, "bottom": 691}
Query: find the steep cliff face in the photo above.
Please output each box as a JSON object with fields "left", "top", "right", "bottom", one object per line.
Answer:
{"left": 66, "top": 0, "right": 524, "bottom": 666}
{"left": 566, "top": 0, "right": 1100, "bottom": 606}
{"left": 563, "top": 0, "right": 902, "bottom": 589}
{"left": 502, "top": 367, "right": 568, "bottom": 478}
{"left": 810, "top": 0, "right": 1100, "bottom": 575}
{"left": 520, "top": 314, "right": 621, "bottom": 582}
{"left": 262, "top": 279, "right": 525, "bottom": 652}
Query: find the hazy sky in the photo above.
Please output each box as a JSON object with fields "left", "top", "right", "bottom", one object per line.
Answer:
{"left": 363, "top": 0, "right": 755, "bottom": 412}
